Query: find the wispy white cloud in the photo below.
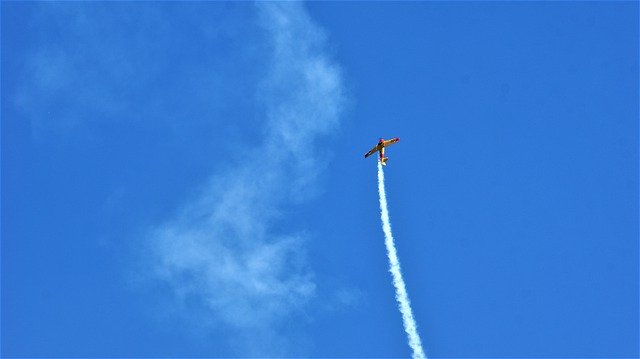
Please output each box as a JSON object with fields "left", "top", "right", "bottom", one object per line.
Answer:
{"left": 148, "top": 2, "right": 345, "bottom": 353}
{"left": 13, "top": 2, "right": 345, "bottom": 353}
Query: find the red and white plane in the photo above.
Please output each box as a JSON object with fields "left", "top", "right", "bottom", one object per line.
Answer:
{"left": 364, "top": 137, "right": 400, "bottom": 166}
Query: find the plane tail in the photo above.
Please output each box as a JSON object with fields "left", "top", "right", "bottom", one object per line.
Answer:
{"left": 381, "top": 157, "right": 388, "bottom": 166}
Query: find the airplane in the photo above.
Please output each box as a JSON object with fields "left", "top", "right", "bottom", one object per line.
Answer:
{"left": 364, "top": 137, "right": 400, "bottom": 165}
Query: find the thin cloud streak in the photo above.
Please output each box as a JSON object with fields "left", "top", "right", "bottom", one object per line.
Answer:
{"left": 149, "top": 2, "right": 345, "bottom": 353}
{"left": 377, "top": 161, "right": 427, "bottom": 359}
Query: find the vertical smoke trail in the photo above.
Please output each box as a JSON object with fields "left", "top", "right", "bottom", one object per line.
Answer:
{"left": 377, "top": 160, "right": 427, "bottom": 359}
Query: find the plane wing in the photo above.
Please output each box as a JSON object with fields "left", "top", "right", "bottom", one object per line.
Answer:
{"left": 383, "top": 138, "right": 399, "bottom": 147}
{"left": 364, "top": 144, "right": 381, "bottom": 158}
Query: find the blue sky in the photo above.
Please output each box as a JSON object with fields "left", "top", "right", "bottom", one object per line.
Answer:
{"left": 2, "top": 2, "right": 638, "bottom": 357}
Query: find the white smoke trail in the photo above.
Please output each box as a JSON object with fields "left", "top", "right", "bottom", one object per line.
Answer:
{"left": 377, "top": 160, "right": 427, "bottom": 359}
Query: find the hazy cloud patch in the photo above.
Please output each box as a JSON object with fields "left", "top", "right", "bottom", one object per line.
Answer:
{"left": 147, "top": 2, "right": 345, "bottom": 354}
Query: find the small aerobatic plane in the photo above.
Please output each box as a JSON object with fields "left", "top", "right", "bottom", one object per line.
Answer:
{"left": 364, "top": 137, "right": 400, "bottom": 165}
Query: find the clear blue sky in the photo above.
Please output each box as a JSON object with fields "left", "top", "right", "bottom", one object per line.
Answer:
{"left": 2, "top": 2, "right": 638, "bottom": 357}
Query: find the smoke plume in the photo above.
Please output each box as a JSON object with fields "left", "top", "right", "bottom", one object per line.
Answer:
{"left": 377, "top": 160, "right": 427, "bottom": 359}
